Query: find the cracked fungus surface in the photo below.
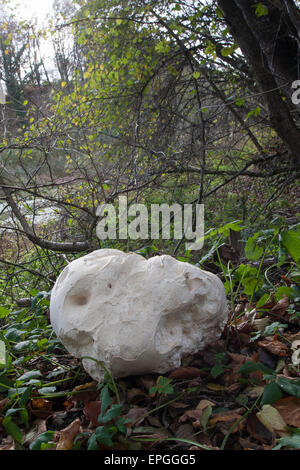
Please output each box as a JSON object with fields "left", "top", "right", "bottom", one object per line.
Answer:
{"left": 50, "top": 249, "right": 228, "bottom": 381}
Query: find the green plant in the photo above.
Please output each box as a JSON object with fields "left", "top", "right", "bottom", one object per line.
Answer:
{"left": 238, "top": 361, "right": 300, "bottom": 406}
{"left": 149, "top": 376, "right": 174, "bottom": 396}
{"left": 87, "top": 384, "right": 130, "bottom": 450}
{"left": 210, "top": 352, "right": 227, "bottom": 378}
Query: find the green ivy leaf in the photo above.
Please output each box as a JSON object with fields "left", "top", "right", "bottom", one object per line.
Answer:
{"left": 95, "top": 426, "right": 114, "bottom": 446}
{"left": 29, "top": 431, "right": 55, "bottom": 450}
{"left": 99, "top": 404, "right": 124, "bottom": 424}
{"left": 100, "top": 385, "right": 113, "bottom": 418}
{"left": 2, "top": 416, "right": 23, "bottom": 444}
{"left": 261, "top": 381, "right": 282, "bottom": 405}
{"left": 18, "top": 370, "right": 43, "bottom": 382}
{"left": 277, "top": 377, "right": 300, "bottom": 399}
{"left": 238, "top": 361, "right": 274, "bottom": 376}
{"left": 273, "top": 434, "right": 300, "bottom": 450}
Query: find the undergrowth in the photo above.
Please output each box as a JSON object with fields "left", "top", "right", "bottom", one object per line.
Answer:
{"left": 0, "top": 220, "right": 300, "bottom": 450}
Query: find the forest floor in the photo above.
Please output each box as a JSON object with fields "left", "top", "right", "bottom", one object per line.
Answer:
{"left": 0, "top": 256, "right": 300, "bottom": 451}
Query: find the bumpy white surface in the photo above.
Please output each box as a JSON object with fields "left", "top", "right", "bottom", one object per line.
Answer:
{"left": 50, "top": 249, "right": 227, "bottom": 381}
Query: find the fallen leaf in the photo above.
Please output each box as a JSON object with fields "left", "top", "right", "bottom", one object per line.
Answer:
{"left": 124, "top": 406, "right": 147, "bottom": 427}
{"left": 206, "top": 383, "right": 226, "bottom": 391}
{"left": 56, "top": 418, "right": 81, "bottom": 450}
{"left": 257, "top": 337, "right": 289, "bottom": 357}
{"left": 270, "top": 296, "right": 289, "bottom": 317}
{"left": 238, "top": 437, "right": 263, "bottom": 450}
{"left": 258, "top": 347, "right": 278, "bottom": 369}
{"left": 174, "top": 423, "right": 197, "bottom": 441}
{"left": 31, "top": 398, "right": 52, "bottom": 411}
{"left": 256, "top": 405, "right": 286, "bottom": 433}
{"left": 189, "top": 433, "right": 217, "bottom": 450}
{"left": 169, "top": 401, "right": 190, "bottom": 409}
{"left": 257, "top": 294, "right": 275, "bottom": 310}
{"left": 0, "top": 435, "right": 15, "bottom": 450}
{"left": 244, "top": 385, "right": 265, "bottom": 398}
{"left": 225, "top": 352, "right": 255, "bottom": 386}
{"left": 137, "top": 375, "right": 156, "bottom": 392}
{"left": 226, "top": 383, "right": 243, "bottom": 394}
{"left": 273, "top": 397, "right": 300, "bottom": 427}
{"left": 127, "top": 387, "right": 147, "bottom": 404}
{"left": 247, "top": 411, "right": 274, "bottom": 444}
{"left": 29, "top": 398, "right": 53, "bottom": 419}
{"left": 73, "top": 382, "right": 96, "bottom": 392}
{"left": 133, "top": 427, "right": 170, "bottom": 449}
{"left": 23, "top": 419, "right": 47, "bottom": 447}
{"left": 178, "top": 409, "right": 203, "bottom": 428}
{"left": 253, "top": 318, "right": 270, "bottom": 332}
{"left": 169, "top": 366, "right": 202, "bottom": 379}
{"left": 83, "top": 401, "right": 101, "bottom": 428}
{"left": 0, "top": 398, "right": 9, "bottom": 413}
{"left": 196, "top": 399, "right": 215, "bottom": 411}
{"left": 209, "top": 410, "right": 245, "bottom": 433}
{"left": 282, "top": 332, "right": 300, "bottom": 343}
{"left": 146, "top": 415, "right": 161, "bottom": 428}
{"left": 70, "top": 382, "right": 98, "bottom": 403}
{"left": 236, "top": 319, "right": 253, "bottom": 334}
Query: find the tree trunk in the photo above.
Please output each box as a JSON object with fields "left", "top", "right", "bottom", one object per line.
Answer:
{"left": 218, "top": 0, "right": 300, "bottom": 167}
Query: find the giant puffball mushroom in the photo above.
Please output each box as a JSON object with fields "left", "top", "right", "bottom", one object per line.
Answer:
{"left": 50, "top": 249, "right": 228, "bottom": 382}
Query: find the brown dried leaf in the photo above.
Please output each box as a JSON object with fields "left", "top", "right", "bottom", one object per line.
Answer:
{"left": 0, "top": 435, "right": 15, "bottom": 450}
{"left": 124, "top": 406, "right": 147, "bottom": 427}
{"left": 137, "top": 375, "right": 156, "bottom": 392}
{"left": 257, "top": 293, "right": 276, "bottom": 310}
{"left": 270, "top": 295, "right": 289, "bottom": 317}
{"left": 196, "top": 399, "right": 215, "bottom": 411}
{"left": 236, "top": 319, "right": 253, "bottom": 334}
{"left": 127, "top": 387, "right": 147, "bottom": 404}
{"left": 56, "top": 418, "right": 81, "bottom": 450}
{"left": 69, "top": 382, "right": 98, "bottom": 404}
{"left": 178, "top": 409, "right": 203, "bottom": 425}
{"left": 31, "top": 398, "right": 52, "bottom": 411}
{"left": 174, "top": 423, "right": 197, "bottom": 441}
{"left": 206, "top": 383, "right": 226, "bottom": 391}
{"left": 282, "top": 331, "right": 300, "bottom": 343}
{"left": 0, "top": 398, "right": 9, "bottom": 413}
{"left": 169, "top": 366, "right": 202, "bottom": 380}
{"left": 225, "top": 352, "right": 254, "bottom": 386}
{"left": 83, "top": 401, "right": 101, "bottom": 428}
{"left": 209, "top": 410, "right": 245, "bottom": 433}
{"left": 23, "top": 419, "right": 47, "bottom": 447}
{"left": 246, "top": 411, "right": 274, "bottom": 445}
{"left": 238, "top": 437, "right": 263, "bottom": 450}
{"left": 273, "top": 397, "right": 300, "bottom": 428}
{"left": 257, "top": 337, "right": 289, "bottom": 357}
{"left": 169, "top": 401, "right": 190, "bottom": 409}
